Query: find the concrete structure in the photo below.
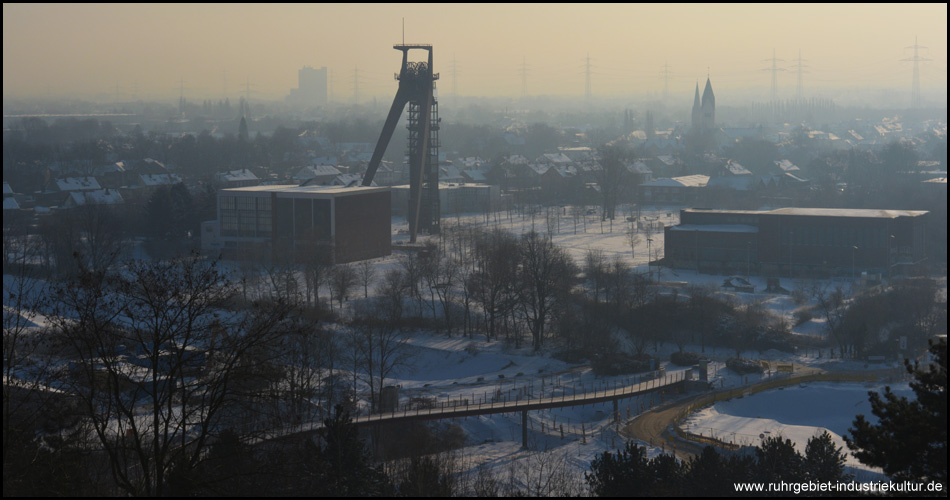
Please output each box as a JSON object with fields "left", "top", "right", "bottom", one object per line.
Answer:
{"left": 202, "top": 185, "right": 390, "bottom": 264}
{"left": 664, "top": 208, "right": 928, "bottom": 277}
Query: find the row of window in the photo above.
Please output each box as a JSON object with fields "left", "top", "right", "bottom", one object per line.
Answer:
{"left": 220, "top": 195, "right": 272, "bottom": 237}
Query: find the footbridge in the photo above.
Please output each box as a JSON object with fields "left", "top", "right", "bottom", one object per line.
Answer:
{"left": 267, "top": 369, "right": 690, "bottom": 448}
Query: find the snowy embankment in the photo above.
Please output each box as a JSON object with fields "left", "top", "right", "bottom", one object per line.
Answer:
{"left": 683, "top": 381, "right": 915, "bottom": 480}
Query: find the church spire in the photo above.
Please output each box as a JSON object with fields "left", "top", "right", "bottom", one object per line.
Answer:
{"left": 691, "top": 81, "right": 702, "bottom": 131}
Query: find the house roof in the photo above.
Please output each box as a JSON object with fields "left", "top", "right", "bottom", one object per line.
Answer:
{"left": 294, "top": 165, "right": 341, "bottom": 181}
{"left": 56, "top": 177, "right": 101, "bottom": 191}
{"left": 722, "top": 160, "right": 752, "bottom": 176}
{"left": 216, "top": 169, "right": 259, "bottom": 183}
{"left": 140, "top": 173, "right": 182, "bottom": 186}
{"left": 642, "top": 175, "right": 709, "bottom": 188}
{"left": 66, "top": 189, "right": 124, "bottom": 207}
{"left": 774, "top": 159, "right": 800, "bottom": 172}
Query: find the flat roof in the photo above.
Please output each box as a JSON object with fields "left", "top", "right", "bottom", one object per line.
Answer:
{"left": 684, "top": 207, "right": 928, "bottom": 219}
{"left": 221, "top": 184, "right": 389, "bottom": 197}
{"left": 670, "top": 224, "right": 758, "bottom": 233}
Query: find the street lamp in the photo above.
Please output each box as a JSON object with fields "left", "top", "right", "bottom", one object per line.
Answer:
{"left": 888, "top": 234, "right": 895, "bottom": 281}
{"left": 788, "top": 229, "right": 794, "bottom": 279}
{"left": 646, "top": 237, "right": 653, "bottom": 281}
{"left": 747, "top": 241, "right": 752, "bottom": 278}
{"left": 852, "top": 245, "right": 858, "bottom": 283}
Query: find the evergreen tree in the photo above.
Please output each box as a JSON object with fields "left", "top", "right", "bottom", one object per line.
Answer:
{"left": 684, "top": 446, "right": 753, "bottom": 497}
{"left": 804, "top": 431, "right": 849, "bottom": 483}
{"left": 845, "top": 338, "right": 947, "bottom": 489}
{"left": 316, "top": 405, "right": 393, "bottom": 496}
{"left": 585, "top": 441, "right": 651, "bottom": 496}
{"left": 755, "top": 436, "right": 805, "bottom": 484}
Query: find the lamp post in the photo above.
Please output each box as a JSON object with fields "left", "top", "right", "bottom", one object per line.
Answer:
{"left": 852, "top": 245, "right": 858, "bottom": 283}
{"left": 887, "top": 234, "right": 895, "bottom": 281}
{"left": 647, "top": 237, "right": 653, "bottom": 281}
{"left": 788, "top": 229, "right": 794, "bottom": 279}
{"left": 747, "top": 241, "right": 752, "bottom": 278}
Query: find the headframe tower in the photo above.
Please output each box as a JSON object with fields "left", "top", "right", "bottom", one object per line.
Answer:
{"left": 362, "top": 44, "right": 440, "bottom": 243}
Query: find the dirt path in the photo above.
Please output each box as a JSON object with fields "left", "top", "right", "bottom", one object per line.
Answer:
{"left": 620, "top": 365, "right": 896, "bottom": 461}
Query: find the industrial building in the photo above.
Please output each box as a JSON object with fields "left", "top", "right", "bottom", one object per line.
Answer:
{"left": 390, "top": 183, "right": 499, "bottom": 217}
{"left": 201, "top": 185, "right": 391, "bottom": 264}
{"left": 664, "top": 208, "right": 928, "bottom": 278}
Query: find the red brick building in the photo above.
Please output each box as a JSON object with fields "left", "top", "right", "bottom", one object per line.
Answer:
{"left": 202, "top": 185, "right": 391, "bottom": 264}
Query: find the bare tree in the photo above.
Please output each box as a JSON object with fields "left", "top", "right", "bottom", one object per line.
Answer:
{"left": 626, "top": 225, "right": 641, "bottom": 260}
{"left": 300, "top": 232, "right": 332, "bottom": 308}
{"left": 517, "top": 231, "right": 577, "bottom": 350}
{"left": 50, "top": 255, "right": 292, "bottom": 496}
{"left": 350, "top": 302, "right": 412, "bottom": 413}
{"left": 584, "top": 248, "right": 608, "bottom": 303}
{"left": 470, "top": 229, "right": 519, "bottom": 341}
{"left": 813, "top": 284, "right": 849, "bottom": 356}
{"left": 2, "top": 233, "right": 66, "bottom": 472}
{"left": 596, "top": 142, "right": 630, "bottom": 221}
{"left": 356, "top": 259, "right": 377, "bottom": 299}
{"left": 328, "top": 264, "right": 357, "bottom": 313}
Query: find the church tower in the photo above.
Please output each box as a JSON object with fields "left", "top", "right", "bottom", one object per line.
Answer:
{"left": 691, "top": 82, "right": 702, "bottom": 131}
{"left": 701, "top": 76, "right": 715, "bottom": 131}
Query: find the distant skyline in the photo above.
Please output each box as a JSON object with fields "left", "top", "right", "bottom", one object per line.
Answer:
{"left": 3, "top": 3, "right": 947, "bottom": 104}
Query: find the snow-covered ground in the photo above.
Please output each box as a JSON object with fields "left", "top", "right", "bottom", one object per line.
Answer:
{"left": 4, "top": 206, "right": 941, "bottom": 495}
{"left": 683, "top": 381, "right": 915, "bottom": 480}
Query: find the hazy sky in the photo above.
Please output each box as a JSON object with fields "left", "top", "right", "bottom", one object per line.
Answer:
{"left": 3, "top": 3, "right": 947, "bottom": 102}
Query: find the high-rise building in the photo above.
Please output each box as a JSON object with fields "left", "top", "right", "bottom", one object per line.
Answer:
{"left": 286, "top": 66, "right": 328, "bottom": 108}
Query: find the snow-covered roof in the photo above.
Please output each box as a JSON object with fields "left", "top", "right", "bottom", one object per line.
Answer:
{"left": 294, "top": 164, "right": 341, "bottom": 181}
{"left": 216, "top": 169, "right": 259, "bottom": 183}
{"left": 768, "top": 208, "right": 927, "bottom": 218}
{"left": 55, "top": 177, "right": 101, "bottom": 192}
{"left": 523, "top": 164, "right": 548, "bottom": 176}
{"left": 329, "top": 174, "right": 367, "bottom": 187}
{"left": 504, "top": 155, "right": 530, "bottom": 165}
{"left": 440, "top": 164, "right": 465, "bottom": 181}
{"left": 670, "top": 224, "right": 758, "bottom": 233}
{"left": 643, "top": 175, "right": 709, "bottom": 188}
{"left": 2, "top": 181, "right": 13, "bottom": 196}
{"left": 540, "top": 153, "right": 573, "bottom": 164}
{"left": 3, "top": 197, "right": 20, "bottom": 210}
{"left": 66, "top": 189, "right": 124, "bottom": 207}
{"left": 462, "top": 169, "right": 488, "bottom": 182}
{"left": 774, "top": 159, "right": 799, "bottom": 172}
{"left": 139, "top": 173, "right": 182, "bottom": 186}
{"left": 722, "top": 160, "right": 752, "bottom": 176}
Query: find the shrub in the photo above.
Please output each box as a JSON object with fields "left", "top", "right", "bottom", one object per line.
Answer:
{"left": 592, "top": 353, "right": 654, "bottom": 376}
{"left": 726, "top": 357, "right": 765, "bottom": 374}
{"left": 670, "top": 351, "right": 704, "bottom": 366}
{"left": 793, "top": 307, "right": 813, "bottom": 326}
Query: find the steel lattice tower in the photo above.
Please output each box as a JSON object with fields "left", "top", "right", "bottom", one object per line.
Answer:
{"left": 363, "top": 44, "right": 440, "bottom": 242}
{"left": 902, "top": 36, "right": 930, "bottom": 109}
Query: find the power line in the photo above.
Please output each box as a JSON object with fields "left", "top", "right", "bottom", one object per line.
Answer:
{"left": 761, "top": 49, "right": 786, "bottom": 102}
{"left": 788, "top": 49, "right": 808, "bottom": 102}
{"left": 451, "top": 54, "right": 460, "bottom": 98}
{"left": 902, "top": 36, "right": 931, "bottom": 108}
{"left": 585, "top": 53, "right": 592, "bottom": 100}
{"left": 659, "top": 62, "right": 673, "bottom": 101}
{"left": 520, "top": 56, "right": 529, "bottom": 98}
